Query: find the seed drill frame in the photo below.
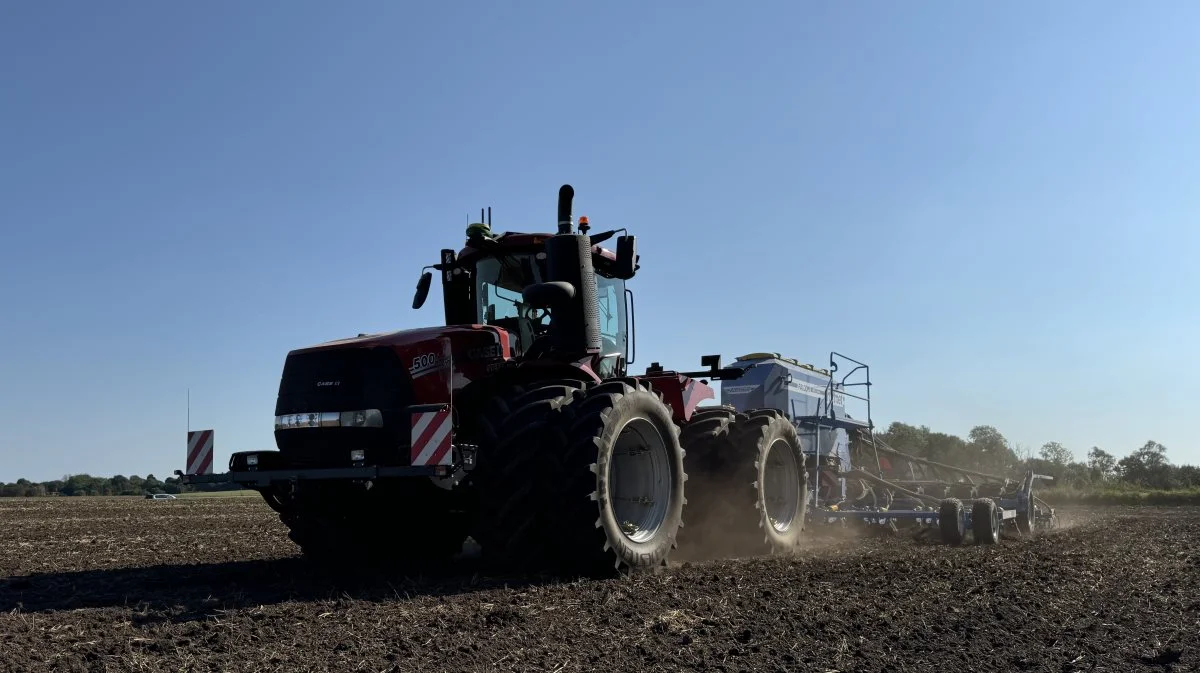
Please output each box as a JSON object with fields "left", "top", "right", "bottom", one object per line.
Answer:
{"left": 716, "top": 351, "right": 1058, "bottom": 545}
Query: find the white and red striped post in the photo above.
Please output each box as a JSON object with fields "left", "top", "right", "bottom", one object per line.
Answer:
{"left": 186, "top": 429, "right": 215, "bottom": 475}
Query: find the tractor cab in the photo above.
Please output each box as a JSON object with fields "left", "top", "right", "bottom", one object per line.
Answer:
{"left": 412, "top": 199, "right": 638, "bottom": 379}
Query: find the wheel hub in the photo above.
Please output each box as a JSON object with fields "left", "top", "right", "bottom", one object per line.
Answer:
{"left": 608, "top": 417, "right": 672, "bottom": 544}
{"left": 763, "top": 437, "right": 801, "bottom": 533}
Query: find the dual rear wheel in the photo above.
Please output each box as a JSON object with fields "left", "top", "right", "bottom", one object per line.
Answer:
{"left": 473, "top": 389, "right": 809, "bottom": 575}
{"left": 470, "top": 378, "right": 686, "bottom": 576}
{"left": 273, "top": 383, "right": 809, "bottom": 576}
{"left": 675, "top": 407, "right": 809, "bottom": 560}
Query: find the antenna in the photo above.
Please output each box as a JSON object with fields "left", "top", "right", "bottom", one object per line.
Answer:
{"left": 487, "top": 206, "right": 491, "bottom": 226}
{"left": 187, "top": 388, "right": 190, "bottom": 432}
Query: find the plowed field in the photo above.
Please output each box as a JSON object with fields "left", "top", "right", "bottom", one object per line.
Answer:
{"left": 1, "top": 496, "right": 1197, "bottom": 672}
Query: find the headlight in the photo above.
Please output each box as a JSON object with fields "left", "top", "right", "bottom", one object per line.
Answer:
{"left": 340, "top": 409, "right": 384, "bottom": 428}
{"left": 275, "top": 409, "right": 384, "bottom": 430}
{"left": 246, "top": 454, "right": 259, "bottom": 466}
{"left": 350, "top": 449, "right": 366, "bottom": 461}
{"left": 275, "top": 412, "right": 337, "bottom": 429}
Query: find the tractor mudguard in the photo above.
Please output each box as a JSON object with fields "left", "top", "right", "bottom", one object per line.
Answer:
{"left": 637, "top": 373, "right": 715, "bottom": 423}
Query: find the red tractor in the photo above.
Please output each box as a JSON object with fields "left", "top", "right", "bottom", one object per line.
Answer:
{"left": 179, "top": 185, "right": 808, "bottom": 576}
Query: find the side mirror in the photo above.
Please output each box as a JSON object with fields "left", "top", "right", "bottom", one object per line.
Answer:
{"left": 412, "top": 271, "right": 432, "bottom": 309}
{"left": 615, "top": 235, "right": 638, "bottom": 279}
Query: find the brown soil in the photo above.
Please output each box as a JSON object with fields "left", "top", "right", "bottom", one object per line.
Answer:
{"left": 1, "top": 497, "right": 1197, "bottom": 672}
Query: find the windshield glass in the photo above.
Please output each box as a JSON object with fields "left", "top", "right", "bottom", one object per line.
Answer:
{"left": 474, "top": 253, "right": 545, "bottom": 350}
{"left": 473, "top": 252, "right": 629, "bottom": 367}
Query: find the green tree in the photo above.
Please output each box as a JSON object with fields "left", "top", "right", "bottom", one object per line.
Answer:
{"left": 1087, "top": 447, "right": 1117, "bottom": 482}
{"left": 879, "top": 422, "right": 930, "bottom": 456}
{"left": 1060, "top": 461, "right": 1091, "bottom": 487}
{"left": 968, "top": 425, "right": 1018, "bottom": 473}
{"left": 926, "top": 431, "right": 970, "bottom": 466}
{"left": 1118, "top": 440, "right": 1172, "bottom": 488}
{"left": 143, "top": 473, "right": 163, "bottom": 494}
{"left": 1039, "top": 441, "right": 1073, "bottom": 466}
{"left": 110, "top": 474, "right": 131, "bottom": 495}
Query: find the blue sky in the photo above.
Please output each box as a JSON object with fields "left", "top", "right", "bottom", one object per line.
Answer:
{"left": 1, "top": 2, "right": 1197, "bottom": 481}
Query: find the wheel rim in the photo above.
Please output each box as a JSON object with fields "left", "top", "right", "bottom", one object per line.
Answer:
{"left": 763, "top": 438, "right": 801, "bottom": 533}
{"left": 608, "top": 417, "right": 672, "bottom": 544}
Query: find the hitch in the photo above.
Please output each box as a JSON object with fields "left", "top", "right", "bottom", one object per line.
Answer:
{"left": 647, "top": 354, "right": 749, "bottom": 381}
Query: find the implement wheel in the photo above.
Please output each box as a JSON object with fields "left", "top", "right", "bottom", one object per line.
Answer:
{"left": 1015, "top": 495, "right": 1036, "bottom": 538}
{"left": 1015, "top": 508, "right": 1035, "bottom": 538}
{"left": 938, "top": 497, "right": 965, "bottom": 546}
{"left": 972, "top": 498, "right": 1000, "bottom": 545}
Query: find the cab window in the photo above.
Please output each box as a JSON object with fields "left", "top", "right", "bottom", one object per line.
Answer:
{"left": 595, "top": 275, "right": 628, "bottom": 377}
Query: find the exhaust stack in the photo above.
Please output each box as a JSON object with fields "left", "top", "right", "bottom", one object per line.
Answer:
{"left": 557, "top": 184, "right": 574, "bottom": 234}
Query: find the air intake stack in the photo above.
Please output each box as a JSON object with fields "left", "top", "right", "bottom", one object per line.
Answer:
{"left": 522, "top": 184, "right": 602, "bottom": 355}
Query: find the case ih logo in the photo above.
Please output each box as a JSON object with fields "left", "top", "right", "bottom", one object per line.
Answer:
{"left": 466, "top": 344, "right": 501, "bottom": 360}
{"left": 316, "top": 380, "right": 340, "bottom": 387}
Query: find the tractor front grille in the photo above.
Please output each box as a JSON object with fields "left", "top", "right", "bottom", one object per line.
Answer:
{"left": 273, "top": 346, "right": 413, "bottom": 467}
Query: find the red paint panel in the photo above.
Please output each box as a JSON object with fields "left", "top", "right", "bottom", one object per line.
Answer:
{"left": 638, "top": 374, "right": 715, "bottom": 423}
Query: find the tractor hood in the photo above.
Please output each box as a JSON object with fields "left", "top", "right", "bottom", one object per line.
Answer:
{"left": 287, "top": 324, "right": 513, "bottom": 357}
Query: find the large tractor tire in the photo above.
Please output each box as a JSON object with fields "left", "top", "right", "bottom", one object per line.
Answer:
{"left": 469, "top": 379, "right": 588, "bottom": 570}
{"left": 667, "top": 406, "right": 738, "bottom": 560}
{"left": 548, "top": 379, "right": 687, "bottom": 576}
{"left": 676, "top": 407, "right": 808, "bottom": 560}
